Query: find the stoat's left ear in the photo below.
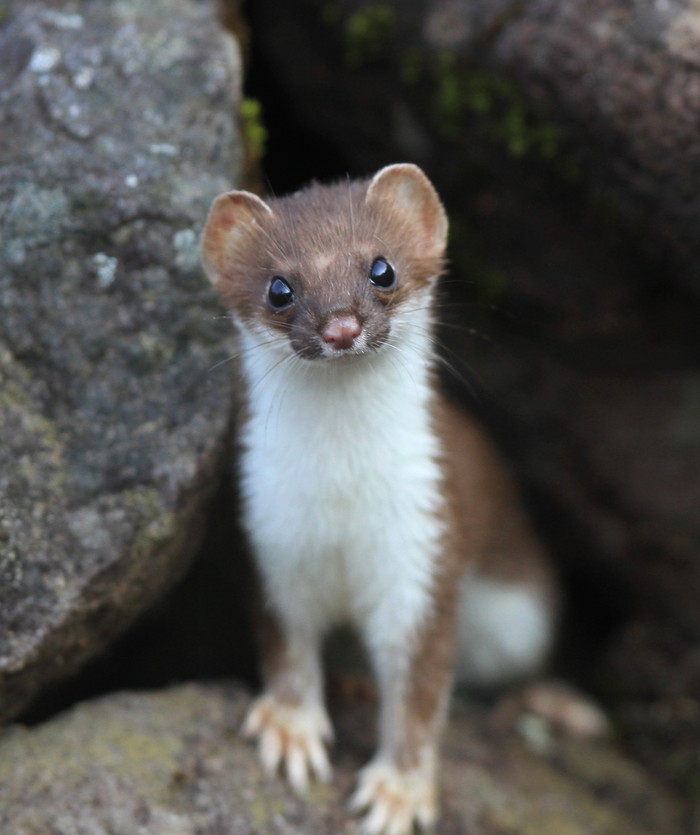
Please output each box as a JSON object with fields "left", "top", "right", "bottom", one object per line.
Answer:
{"left": 200, "top": 190, "right": 273, "bottom": 287}
{"left": 365, "top": 163, "right": 448, "bottom": 259}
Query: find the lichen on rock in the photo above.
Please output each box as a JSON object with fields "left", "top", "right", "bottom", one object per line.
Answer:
{"left": 0, "top": 0, "right": 244, "bottom": 722}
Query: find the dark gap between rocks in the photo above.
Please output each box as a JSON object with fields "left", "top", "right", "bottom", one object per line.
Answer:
{"left": 243, "top": 0, "right": 355, "bottom": 191}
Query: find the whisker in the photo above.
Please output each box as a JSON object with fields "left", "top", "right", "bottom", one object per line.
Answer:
{"left": 207, "top": 331, "right": 294, "bottom": 376}
{"left": 381, "top": 301, "right": 493, "bottom": 400}
{"left": 248, "top": 347, "right": 295, "bottom": 394}
{"left": 434, "top": 355, "right": 483, "bottom": 405}
{"left": 379, "top": 341, "right": 423, "bottom": 393}
{"left": 348, "top": 176, "right": 356, "bottom": 254}
{"left": 207, "top": 353, "right": 239, "bottom": 374}
{"left": 259, "top": 352, "right": 314, "bottom": 444}
{"left": 253, "top": 210, "right": 291, "bottom": 262}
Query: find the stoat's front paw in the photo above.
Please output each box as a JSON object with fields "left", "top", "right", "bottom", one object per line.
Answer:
{"left": 349, "top": 759, "right": 437, "bottom": 835}
{"left": 241, "top": 694, "right": 333, "bottom": 793}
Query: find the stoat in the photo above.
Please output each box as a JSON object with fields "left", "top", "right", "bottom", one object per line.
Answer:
{"left": 200, "top": 164, "right": 558, "bottom": 834}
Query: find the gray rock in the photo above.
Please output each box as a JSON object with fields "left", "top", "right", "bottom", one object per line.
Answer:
{"left": 0, "top": 0, "right": 242, "bottom": 721}
{"left": 0, "top": 682, "right": 685, "bottom": 834}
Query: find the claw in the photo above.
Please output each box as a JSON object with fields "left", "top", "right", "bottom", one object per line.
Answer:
{"left": 241, "top": 694, "right": 333, "bottom": 793}
{"left": 350, "top": 759, "right": 437, "bottom": 835}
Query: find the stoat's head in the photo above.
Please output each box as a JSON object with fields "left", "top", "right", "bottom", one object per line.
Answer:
{"left": 200, "top": 163, "right": 448, "bottom": 361}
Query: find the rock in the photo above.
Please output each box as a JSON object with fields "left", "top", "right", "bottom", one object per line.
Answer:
{"left": 248, "top": 0, "right": 700, "bottom": 293}
{"left": 0, "top": 0, "right": 243, "bottom": 722}
{"left": 0, "top": 682, "right": 686, "bottom": 835}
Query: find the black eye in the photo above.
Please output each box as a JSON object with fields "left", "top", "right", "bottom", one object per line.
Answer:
{"left": 268, "top": 276, "right": 294, "bottom": 309}
{"left": 369, "top": 257, "right": 395, "bottom": 289}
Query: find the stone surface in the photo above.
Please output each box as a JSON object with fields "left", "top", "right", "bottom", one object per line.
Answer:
{"left": 0, "top": 0, "right": 242, "bottom": 721}
{"left": 0, "top": 682, "right": 686, "bottom": 835}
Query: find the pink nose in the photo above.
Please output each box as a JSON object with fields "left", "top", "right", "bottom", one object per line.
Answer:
{"left": 321, "top": 316, "right": 362, "bottom": 350}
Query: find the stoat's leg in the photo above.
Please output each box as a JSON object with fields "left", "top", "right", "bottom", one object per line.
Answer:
{"left": 350, "top": 584, "right": 457, "bottom": 835}
{"left": 242, "top": 607, "right": 332, "bottom": 793}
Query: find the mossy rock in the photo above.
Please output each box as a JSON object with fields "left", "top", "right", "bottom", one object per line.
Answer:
{"left": 0, "top": 683, "right": 686, "bottom": 834}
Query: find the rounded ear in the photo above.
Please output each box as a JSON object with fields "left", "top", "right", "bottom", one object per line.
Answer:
{"left": 365, "top": 164, "right": 448, "bottom": 259}
{"left": 200, "top": 190, "right": 273, "bottom": 284}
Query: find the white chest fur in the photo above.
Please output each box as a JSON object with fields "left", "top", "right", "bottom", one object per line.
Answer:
{"left": 237, "top": 315, "right": 445, "bottom": 645}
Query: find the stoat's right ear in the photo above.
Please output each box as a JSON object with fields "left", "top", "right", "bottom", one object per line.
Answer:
{"left": 200, "top": 190, "right": 273, "bottom": 286}
{"left": 366, "top": 164, "right": 447, "bottom": 261}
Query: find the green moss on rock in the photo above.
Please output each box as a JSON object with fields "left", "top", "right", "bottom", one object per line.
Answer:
{"left": 343, "top": 4, "right": 396, "bottom": 66}
{"left": 432, "top": 53, "right": 564, "bottom": 162}
{"left": 240, "top": 97, "right": 268, "bottom": 167}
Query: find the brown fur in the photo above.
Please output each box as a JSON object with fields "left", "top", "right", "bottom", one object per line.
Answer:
{"left": 390, "top": 390, "right": 558, "bottom": 772}
{"left": 439, "top": 395, "right": 557, "bottom": 594}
